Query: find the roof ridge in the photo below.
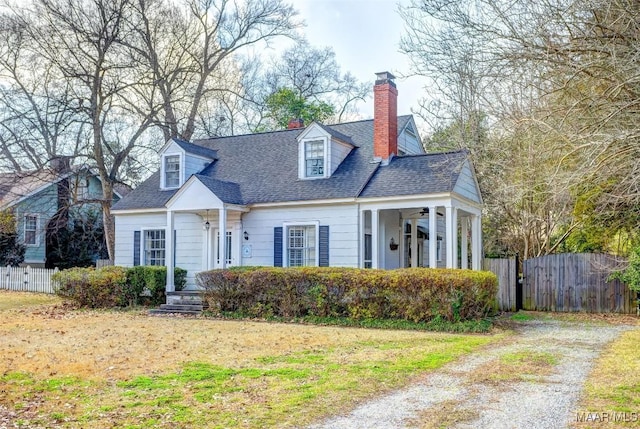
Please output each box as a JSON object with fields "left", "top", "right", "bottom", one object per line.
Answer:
{"left": 397, "top": 149, "right": 469, "bottom": 158}
{"left": 194, "top": 114, "right": 414, "bottom": 144}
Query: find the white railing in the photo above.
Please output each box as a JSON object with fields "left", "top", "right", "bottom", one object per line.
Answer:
{"left": 0, "top": 266, "right": 59, "bottom": 294}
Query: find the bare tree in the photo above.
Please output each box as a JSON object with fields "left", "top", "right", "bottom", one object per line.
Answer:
{"left": 264, "top": 40, "right": 370, "bottom": 125}
{"left": 6, "top": 0, "right": 159, "bottom": 259}
{"left": 0, "top": 13, "right": 83, "bottom": 171}
{"left": 400, "top": 0, "right": 640, "bottom": 257}
{"left": 131, "top": 0, "right": 301, "bottom": 141}
{"left": 2, "top": 0, "right": 300, "bottom": 258}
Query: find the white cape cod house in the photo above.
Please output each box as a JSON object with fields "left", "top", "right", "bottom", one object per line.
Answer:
{"left": 111, "top": 72, "right": 483, "bottom": 294}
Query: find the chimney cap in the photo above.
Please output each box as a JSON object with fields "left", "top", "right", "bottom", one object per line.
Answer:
{"left": 375, "top": 71, "right": 396, "bottom": 85}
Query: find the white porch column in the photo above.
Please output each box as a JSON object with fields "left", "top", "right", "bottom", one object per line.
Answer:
{"left": 359, "top": 209, "right": 366, "bottom": 268}
{"left": 429, "top": 206, "right": 437, "bottom": 268}
{"left": 461, "top": 216, "right": 469, "bottom": 269}
{"left": 233, "top": 221, "right": 242, "bottom": 266}
{"left": 371, "top": 209, "right": 379, "bottom": 269}
{"left": 472, "top": 214, "right": 482, "bottom": 270}
{"left": 410, "top": 218, "right": 418, "bottom": 268}
{"left": 445, "top": 206, "right": 458, "bottom": 268}
{"left": 218, "top": 206, "right": 227, "bottom": 269}
{"left": 166, "top": 210, "right": 175, "bottom": 292}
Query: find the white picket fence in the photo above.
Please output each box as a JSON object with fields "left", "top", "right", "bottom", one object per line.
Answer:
{"left": 0, "top": 266, "right": 59, "bottom": 294}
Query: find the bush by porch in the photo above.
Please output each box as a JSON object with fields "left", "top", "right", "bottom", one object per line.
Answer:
{"left": 52, "top": 265, "right": 187, "bottom": 307}
{"left": 197, "top": 267, "right": 498, "bottom": 323}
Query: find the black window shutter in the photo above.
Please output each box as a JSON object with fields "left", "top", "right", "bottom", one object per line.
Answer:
{"left": 319, "top": 225, "right": 329, "bottom": 267}
{"left": 133, "top": 231, "right": 140, "bottom": 266}
{"left": 274, "top": 227, "right": 283, "bottom": 267}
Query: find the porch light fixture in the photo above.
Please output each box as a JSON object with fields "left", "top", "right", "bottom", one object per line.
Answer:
{"left": 389, "top": 237, "right": 398, "bottom": 251}
{"left": 244, "top": 231, "right": 249, "bottom": 240}
{"left": 203, "top": 209, "right": 210, "bottom": 231}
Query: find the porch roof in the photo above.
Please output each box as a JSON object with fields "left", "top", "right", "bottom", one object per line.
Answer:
{"left": 359, "top": 151, "right": 468, "bottom": 198}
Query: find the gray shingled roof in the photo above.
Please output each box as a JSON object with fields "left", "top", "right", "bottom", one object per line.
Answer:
{"left": 315, "top": 123, "right": 356, "bottom": 146}
{"left": 172, "top": 138, "right": 218, "bottom": 159}
{"left": 359, "top": 151, "right": 468, "bottom": 198}
{"left": 195, "top": 175, "right": 243, "bottom": 205}
{"left": 112, "top": 115, "right": 469, "bottom": 210}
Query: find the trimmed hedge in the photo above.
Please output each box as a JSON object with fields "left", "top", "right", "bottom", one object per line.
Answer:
{"left": 53, "top": 266, "right": 187, "bottom": 308}
{"left": 52, "top": 266, "right": 128, "bottom": 308}
{"left": 126, "top": 266, "right": 187, "bottom": 306}
{"left": 197, "top": 267, "right": 498, "bottom": 322}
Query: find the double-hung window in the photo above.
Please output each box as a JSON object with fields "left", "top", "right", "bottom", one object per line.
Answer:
{"left": 144, "top": 229, "right": 166, "bottom": 266}
{"left": 164, "top": 155, "right": 181, "bottom": 188}
{"left": 305, "top": 140, "right": 324, "bottom": 178}
{"left": 287, "top": 225, "right": 316, "bottom": 267}
{"left": 24, "top": 215, "right": 37, "bottom": 246}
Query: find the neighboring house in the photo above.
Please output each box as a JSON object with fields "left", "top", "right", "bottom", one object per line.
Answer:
{"left": 112, "top": 72, "right": 484, "bottom": 293}
{"left": 0, "top": 158, "right": 125, "bottom": 267}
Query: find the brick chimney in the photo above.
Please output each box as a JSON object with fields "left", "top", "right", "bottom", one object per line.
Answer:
{"left": 373, "top": 71, "right": 398, "bottom": 162}
{"left": 288, "top": 118, "right": 304, "bottom": 129}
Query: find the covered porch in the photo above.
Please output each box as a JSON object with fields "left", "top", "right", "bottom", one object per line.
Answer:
{"left": 359, "top": 197, "right": 482, "bottom": 270}
{"left": 163, "top": 175, "right": 248, "bottom": 293}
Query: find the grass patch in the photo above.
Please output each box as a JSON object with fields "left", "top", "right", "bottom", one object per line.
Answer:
{"left": 510, "top": 312, "right": 535, "bottom": 321}
{"left": 209, "top": 312, "right": 494, "bottom": 333}
{"left": 413, "top": 399, "right": 480, "bottom": 429}
{"left": 575, "top": 328, "right": 640, "bottom": 428}
{"left": 469, "top": 349, "right": 558, "bottom": 385}
{"left": 0, "top": 291, "right": 60, "bottom": 311}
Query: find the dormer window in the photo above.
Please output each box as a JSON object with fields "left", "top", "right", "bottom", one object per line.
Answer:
{"left": 305, "top": 140, "right": 325, "bottom": 177}
{"left": 164, "top": 155, "right": 181, "bottom": 188}
{"left": 296, "top": 122, "right": 353, "bottom": 180}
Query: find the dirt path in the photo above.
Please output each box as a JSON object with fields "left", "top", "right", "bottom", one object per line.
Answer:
{"left": 307, "top": 319, "right": 631, "bottom": 429}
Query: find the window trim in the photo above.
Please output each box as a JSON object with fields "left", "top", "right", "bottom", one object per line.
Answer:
{"left": 436, "top": 236, "right": 443, "bottom": 262}
{"left": 282, "top": 221, "right": 319, "bottom": 267}
{"left": 304, "top": 139, "right": 325, "bottom": 178}
{"left": 161, "top": 152, "right": 183, "bottom": 190}
{"left": 299, "top": 137, "right": 329, "bottom": 180}
{"left": 23, "top": 214, "right": 39, "bottom": 247}
{"left": 141, "top": 227, "right": 167, "bottom": 266}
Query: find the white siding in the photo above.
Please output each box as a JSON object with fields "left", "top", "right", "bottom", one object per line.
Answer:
{"left": 184, "top": 154, "right": 211, "bottom": 179}
{"left": 330, "top": 140, "right": 353, "bottom": 175}
{"left": 114, "top": 212, "right": 167, "bottom": 267}
{"left": 453, "top": 161, "right": 481, "bottom": 203}
{"left": 397, "top": 120, "right": 424, "bottom": 155}
{"left": 115, "top": 211, "right": 244, "bottom": 288}
{"left": 241, "top": 204, "right": 359, "bottom": 267}
{"left": 380, "top": 210, "right": 401, "bottom": 269}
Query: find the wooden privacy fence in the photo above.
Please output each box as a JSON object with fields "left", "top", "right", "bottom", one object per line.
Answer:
{"left": 523, "top": 253, "right": 636, "bottom": 313}
{"left": 484, "top": 257, "right": 518, "bottom": 311}
{"left": 0, "top": 266, "right": 58, "bottom": 294}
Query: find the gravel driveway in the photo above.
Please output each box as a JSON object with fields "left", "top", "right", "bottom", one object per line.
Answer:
{"left": 307, "top": 318, "right": 631, "bottom": 429}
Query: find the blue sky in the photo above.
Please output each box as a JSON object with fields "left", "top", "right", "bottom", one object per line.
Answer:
{"left": 286, "top": 0, "right": 428, "bottom": 123}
